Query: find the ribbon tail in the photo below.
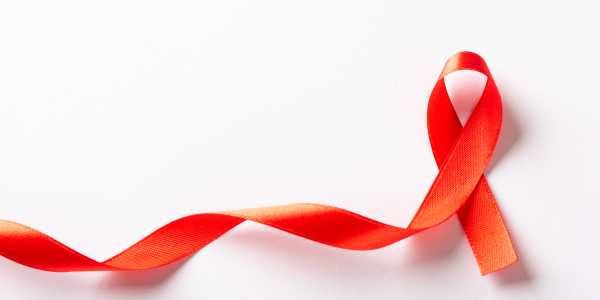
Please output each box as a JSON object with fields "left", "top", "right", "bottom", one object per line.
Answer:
{"left": 457, "top": 177, "right": 517, "bottom": 275}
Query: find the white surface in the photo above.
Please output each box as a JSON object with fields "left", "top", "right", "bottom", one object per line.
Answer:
{"left": 0, "top": 0, "right": 597, "bottom": 299}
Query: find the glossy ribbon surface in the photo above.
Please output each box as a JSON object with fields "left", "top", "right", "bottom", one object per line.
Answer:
{"left": 0, "top": 52, "right": 517, "bottom": 275}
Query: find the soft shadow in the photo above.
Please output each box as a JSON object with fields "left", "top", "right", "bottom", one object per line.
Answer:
{"left": 98, "top": 254, "right": 194, "bottom": 289}
{"left": 403, "top": 215, "right": 465, "bottom": 268}
{"left": 492, "top": 259, "right": 532, "bottom": 285}
{"left": 485, "top": 87, "right": 533, "bottom": 285}
{"left": 486, "top": 93, "right": 522, "bottom": 173}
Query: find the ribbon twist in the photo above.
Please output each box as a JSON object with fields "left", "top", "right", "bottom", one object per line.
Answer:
{"left": 0, "top": 52, "right": 517, "bottom": 275}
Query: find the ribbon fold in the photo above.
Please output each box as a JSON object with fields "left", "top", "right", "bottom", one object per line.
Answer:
{"left": 0, "top": 52, "right": 517, "bottom": 275}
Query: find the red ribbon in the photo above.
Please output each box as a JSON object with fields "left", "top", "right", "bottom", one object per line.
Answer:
{"left": 0, "top": 52, "right": 517, "bottom": 275}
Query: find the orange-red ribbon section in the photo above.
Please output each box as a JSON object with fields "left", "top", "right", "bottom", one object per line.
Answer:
{"left": 0, "top": 52, "right": 517, "bottom": 275}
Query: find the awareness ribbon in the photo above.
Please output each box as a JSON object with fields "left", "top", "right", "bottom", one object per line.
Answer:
{"left": 0, "top": 52, "right": 517, "bottom": 275}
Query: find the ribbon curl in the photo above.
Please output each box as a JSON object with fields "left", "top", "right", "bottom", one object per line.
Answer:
{"left": 0, "top": 52, "right": 517, "bottom": 275}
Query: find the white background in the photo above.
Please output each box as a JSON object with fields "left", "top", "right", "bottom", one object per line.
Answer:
{"left": 0, "top": 1, "right": 597, "bottom": 299}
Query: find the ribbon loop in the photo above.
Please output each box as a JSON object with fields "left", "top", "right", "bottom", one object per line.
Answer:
{"left": 425, "top": 52, "right": 516, "bottom": 273}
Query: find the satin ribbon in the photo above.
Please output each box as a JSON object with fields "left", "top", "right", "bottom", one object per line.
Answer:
{"left": 0, "top": 52, "right": 517, "bottom": 275}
